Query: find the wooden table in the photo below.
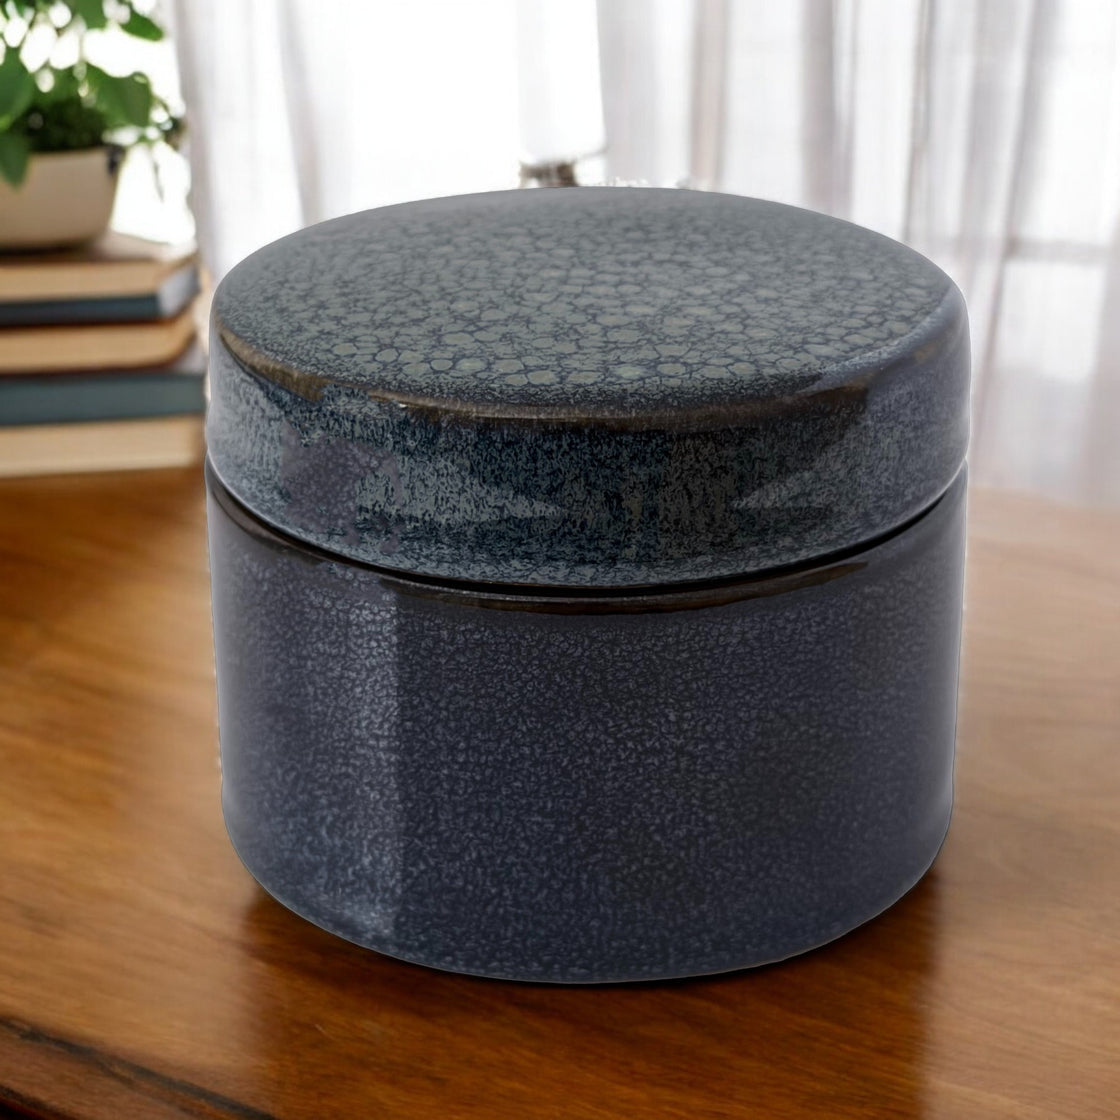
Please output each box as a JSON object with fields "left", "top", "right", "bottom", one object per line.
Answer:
{"left": 0, "top": 468, "right": 1117, "bottom": 1120}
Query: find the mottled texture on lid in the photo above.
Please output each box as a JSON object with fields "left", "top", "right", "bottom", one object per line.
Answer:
{"left": 215, "top": 188, "right": 951, "bottom": 412}
{"left": 208, "top": 188, "right": 969, "bottom": 586}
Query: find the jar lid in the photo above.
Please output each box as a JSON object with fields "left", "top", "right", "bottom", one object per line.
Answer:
{"left": 208, "top": 188, "right": 968, "bottom": 588}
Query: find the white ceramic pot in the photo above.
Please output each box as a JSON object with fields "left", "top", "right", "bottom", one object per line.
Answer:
{"left": 0, "top": 146, "right": 123, "bottom": 250}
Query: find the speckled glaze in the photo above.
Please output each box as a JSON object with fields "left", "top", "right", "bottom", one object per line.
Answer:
{"left": 206, "top": 187, "right": 970, "bottom": 982}
{"left": 208, "top": 188, "right": 969, "bottom": 587}
{"left": 207, "top": 465, "right": 966, "bottom": 983}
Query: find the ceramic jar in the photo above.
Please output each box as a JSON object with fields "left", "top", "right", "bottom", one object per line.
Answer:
{"left": 206, "top": 188, "right": 969, "bottom": 982}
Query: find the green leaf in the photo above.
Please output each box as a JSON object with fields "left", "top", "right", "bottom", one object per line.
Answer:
{"left": 0, "top": 49, "right": 35, "bottom": 128}
{"left": 0, "top": 130, "right": 31, "bottom": 186}
{"left": 69, "top": 0, "right": 107, "bottom": 30}
{"left": 37, "top": 66, "right": 80, "bottom": 103}
{"left": 120, "top": 9, "right": 164, "bottom": 40}
{"left": 85, "top": 65, "right": 152, "bottom": 128}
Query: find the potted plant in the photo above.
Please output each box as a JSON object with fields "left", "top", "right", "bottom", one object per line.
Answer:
{"left": 0, "top": 0, "right": 183, "bottom": 248}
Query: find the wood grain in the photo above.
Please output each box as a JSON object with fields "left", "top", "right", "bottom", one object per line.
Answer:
{"left": 0, "top": 469, "right": 1117, "bottom": 1120}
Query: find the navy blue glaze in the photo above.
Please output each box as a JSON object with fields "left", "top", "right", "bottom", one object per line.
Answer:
{"left": 208, "top": 189, "right": 969, "bottom": 587}
{"left": 207, "top": 464, "right": 966, "bottom": 983}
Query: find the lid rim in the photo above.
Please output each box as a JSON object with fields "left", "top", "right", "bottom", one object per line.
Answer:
{"left": 215, "top": 281, "right": 965, "bottom": 433}
{"left": 206, "top": 453, "right": 966, "bottom": 603}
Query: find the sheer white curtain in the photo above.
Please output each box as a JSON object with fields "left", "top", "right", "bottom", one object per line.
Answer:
{"left": 167, "top": 0, "right": 525, "bottom": 279}
{"left": 171, "top": 0, "right": 1120, "bottom": 504}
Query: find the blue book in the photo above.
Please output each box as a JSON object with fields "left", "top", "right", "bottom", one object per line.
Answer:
{"left": 0, "top": 343, "right": 206, "bottom": 426}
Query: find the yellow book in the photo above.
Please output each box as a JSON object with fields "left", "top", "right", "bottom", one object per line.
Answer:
{"left": 0, "top": 231, "right": 197, "bottom": 301}
{"left": 0, "top": 414, "right": 204, "bottom": 477}
{"left": 0, "top": 307, "right": 197, "bottom": 373}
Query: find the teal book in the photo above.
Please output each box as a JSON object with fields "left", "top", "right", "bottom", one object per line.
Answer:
{"left": 0, "top": 343, "right": 206, "bottom": 426}
{"left": 0, "top": 263, "right": 199, "bottom": 326}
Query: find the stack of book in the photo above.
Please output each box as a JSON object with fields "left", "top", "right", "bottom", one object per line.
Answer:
{"left": 0, "top": 232, "right": 206, "bottom": 477}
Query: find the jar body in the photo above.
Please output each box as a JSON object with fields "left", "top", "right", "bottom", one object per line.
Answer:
{"left": 207, "top": 463, "right": 966, "bottom": 983}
